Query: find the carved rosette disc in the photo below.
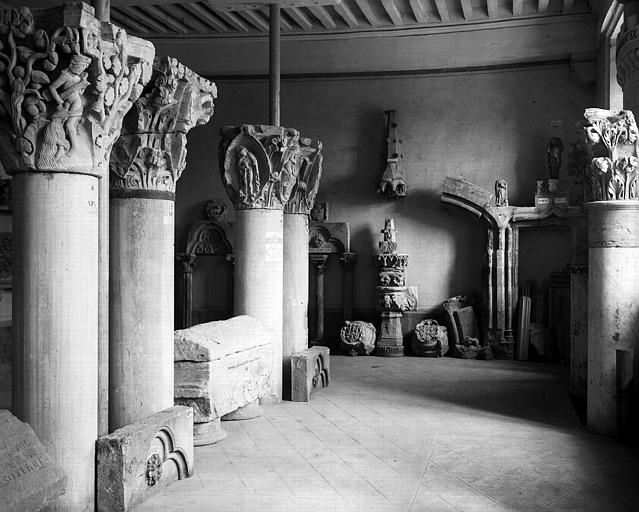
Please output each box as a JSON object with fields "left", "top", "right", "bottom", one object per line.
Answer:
{"left": 0, "top": 3, "right": 155, "bottom": 176}
{"left": 579, "top": 108, "right": 639, "bottom": 201}
{"left": 220, "top": 124, "right": 316, "bottom": 210}
{"left": 110, "top": 56, "right": 216, "bottom": 193}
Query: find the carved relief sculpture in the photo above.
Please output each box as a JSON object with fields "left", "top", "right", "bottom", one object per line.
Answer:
{"left": 546, "top": 137, "right": 564, "bottom": 180}
{"left": 579, "top": 108, "right": 639, "bottom": 201}
{"left": 412, "top": 320, "right": 449, "bottom": 357}
{"left": 339, "top": 320, "right": 376, "bottom": 356}
{"left": 220, "top": 125, "right": 319, "bottom": 210}
{"left": 378, "top": 110, "right": 405, "bottom": 199}
{"left": 0, "top": 3, "right": 155, "bottom": 177}
{"left": 373, "top": 218, "right": 415, "bottom": 356}
{"left": 110, "top": 56, "right": 216, "bottom": 193}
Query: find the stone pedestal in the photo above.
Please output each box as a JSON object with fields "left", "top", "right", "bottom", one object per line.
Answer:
{"left": 586, "top": 201, "right": 639, "bottom": 435}
{"left": 220, "top": 125, "right": 320, "bottom": 401}
{"left": 109, "top": 58, "right": 216, "bottom": 430}
{"left": 0, "top": 5, "right": 154, "bottom": 509}
{"left": 377, "top": 312, "right": 404, "bottom": 356}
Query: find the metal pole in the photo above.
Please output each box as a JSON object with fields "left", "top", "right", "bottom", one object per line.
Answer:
{"left": 93, "top": 0, "right": 110, "bottom": 22}
{"left": 269, "top": 3, "right": 280, "bottom": 126}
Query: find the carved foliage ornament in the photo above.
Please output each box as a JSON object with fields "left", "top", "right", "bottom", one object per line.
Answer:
{"left": 110, "top": 56, "right": 216, "bottom": 192}
{"left": 580, "top": 108, "right": 639, "bottom": 201}
{"left": 220, "top": 124, "right": 312, "bottom": 210}
{"left": 0, "top": 4, "right": 154, "bottom": 176}
{"left": 284, "top": 139, "right": 323, "bottom": 214}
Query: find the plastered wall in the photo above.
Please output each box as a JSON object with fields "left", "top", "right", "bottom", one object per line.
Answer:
{"left": 175, "top": 63, "right": 595, "bottom": 318}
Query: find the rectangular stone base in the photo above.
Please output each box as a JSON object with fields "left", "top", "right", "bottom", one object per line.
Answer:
{"left": 96, "top": 406, "right": 193, "bottom": 512}
{"left": 291, "top": 346, "right": 330, "bottom": 402}
{"left": 0, "top": 410, "right": 67, "bottom": 512}
{"left": 376, "top": 311, "right": 404, "bottom": 356}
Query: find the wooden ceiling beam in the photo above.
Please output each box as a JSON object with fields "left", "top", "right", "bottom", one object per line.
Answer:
{"left": 213, "top": 8, "right": 251, "bottom": 31}
{"left": 163, "top": 3, "right": 212, "bottom": 32}
{"left": 487, "top": 0, "right": 498, "bottom": 17}
{"left": 353, "top": 0, "right": 380, "bottom": 26}
{"left": 513, "top": 0, "right": 523, "bottom": 16}
{"left": 408, "top": 0, "right": 427, "bottom": 23}
{"left": 334, "top": 0, "right": 359, "bottom": 27}
{"left": 237, "top": 9, "right": 270, "bottom": 30}
{"left": 285, "top": 6, "right": 315, "bottom": 29}
{"left": 380, "top": 0, "right": 403, "bottom": 25}
{"left": 459, "top": 0, "right": 473, "bottom": 20}
{"left": 433, "top": 0, "right": 450, "bottom": 22}
{"left": 308, "top": 5, "right": 337, "bottom": 29}
{"left": 110, "top": 9, "right": 149, "bottom": 33}
{"left": 538, "top": 0, "right": 550, "bottom": 13}
{"left": 116, "top": 5, "right": 170, "bottom": 32}
{"left": 138, "top": 5, "right": 190, "bottom": 34}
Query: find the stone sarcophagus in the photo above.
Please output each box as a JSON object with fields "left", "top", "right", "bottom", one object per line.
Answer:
{"left": 174, "top": 316, "right": 273, "bottom": 445}
{"left": 96, "top": 406, "right": 193, "bottom": 512}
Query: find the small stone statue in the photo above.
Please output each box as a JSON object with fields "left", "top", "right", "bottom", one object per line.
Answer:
{"left": 379, "top": 218, "right": 398, "bottom": 254}
{"left": 494, "top": 179, "right": 508, "bottom": 207}
{"left": 546, "top": 137, "right": 564, "bottom": 179}
{"left": 310, "top": 202, "right": 328, "bottom": 223}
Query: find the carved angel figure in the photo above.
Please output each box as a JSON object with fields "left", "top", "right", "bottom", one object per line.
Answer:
{"left": 236, "top": 146, "right": 260, "bottom": 207}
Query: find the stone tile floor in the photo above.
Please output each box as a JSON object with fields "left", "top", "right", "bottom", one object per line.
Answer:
{"left": 139, "top": 356, "right": 639, "bottom": 512}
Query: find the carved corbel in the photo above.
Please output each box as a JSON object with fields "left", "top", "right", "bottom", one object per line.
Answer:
{"left": 579, "top": 108, "right": 639, "bottom": 201}
{"left": 219, "top": 124, "right": 312, "bottom": 210}
{"left": 110, "top": 56, "right": 217, "bottom": 193}
{"left": 0, "top": 3, "right": 155, "bottom": 177}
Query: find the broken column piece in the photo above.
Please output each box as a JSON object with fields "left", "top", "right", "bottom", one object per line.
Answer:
{"left": 378, "top": 110, "right": 406, "bottom": 199}
{"left": 291, "top": 346, "right": 330, "bottom": 402}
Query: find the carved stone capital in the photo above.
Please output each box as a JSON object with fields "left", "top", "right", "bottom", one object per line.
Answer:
{"left": 579, "top": 108, "right": 639, "bottom": 201}
{"left": 220, "top": 124, "right": 314, "bottom": 210}
{"left": 339, "top": 251, "right": 357, "bottom": 267}
{"left": 0, "top": 3, "right": 155, "bottom": 177}
{"left": 310, "top": 253, "right": 328, "bottom": 274}
{"left": 176, "top": 252, "right": 196, "bottom": 272}
{"left": 284, "top": 140, "right": 322, "bottom": 214}
{"left": 374, "top": 253, "right": 409, "bottom": 269}
{"left": 110, "top": 56, "right": 216, "bottom": 193}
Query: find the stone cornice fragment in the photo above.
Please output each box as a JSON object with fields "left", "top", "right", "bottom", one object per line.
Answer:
{"left": 110, "top": 56, "right": 216, "bottom": 193}
{"left": 0, "top": 2, "right": 155, "bottom": 176}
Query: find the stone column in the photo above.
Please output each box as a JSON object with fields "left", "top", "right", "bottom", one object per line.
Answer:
{"left": 109, "top": 58, "right": 216, "bottom": 431}
{"left": 283, "top": 145, "right": 323, "bottom": 399}
{"left": 220, "top": 125, "right": 309, "bottom": 402}
{"left": 177, "top": 253, "right": 196, "bottom": 329}
{"left": 2, "top": 5, "right": 154, "bottom": 509}
{"left": 580, "top": 108, "right": 639, "bottom": 435}
{"left": 310, "top": 254, "right": 329, "bottom": 343}
{"left": 340, "top": 252, "right": 357, "bottom": 321}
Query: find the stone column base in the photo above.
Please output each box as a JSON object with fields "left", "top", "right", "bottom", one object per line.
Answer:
{"left": 221, "top": 400, "right": 264, "bottom": 421}
{"left": 193, "top": 419, "right": 227, "bottom": 446}
{"left": 376, "top": 311, "right": 404, "bottom": 357}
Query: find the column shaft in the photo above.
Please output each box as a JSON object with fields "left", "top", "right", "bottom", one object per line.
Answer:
{"left": 13, "top": 172, "right": 98, "bottom": 511}
{"left": 109, "top": 197, "right": 174, "bottom": 430}
{"left": 587, "top": 201, "right": 639, "bottom": 435}
{"left": 98, "top": 175, "right": 109, "bottom": 436}
{"left": 283, "top": 213, "right": 309, "bottom": 400}
{"left": 234, "top": 209, "right": 284, "bottom": 401}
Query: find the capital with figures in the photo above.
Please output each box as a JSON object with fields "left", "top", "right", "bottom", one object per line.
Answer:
{"left": 110, "top": 56, "right": 216, "bottom": 193}
{"left": 0, "top": 3, "right": 154, "bottom": 177}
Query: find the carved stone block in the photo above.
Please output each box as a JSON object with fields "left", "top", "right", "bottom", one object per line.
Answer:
{"left": 174, "top": 316, "right": 273, "bottom": 445}
{"left": 291, "top": 346, "right": 330, "bottom": 402}
{"left": 340, "top": 321, "right": 376, "bottom": 356}
{"left": 376, "top": 311, "right": 404, "bottom": 356}
{"left": 96, "top": 406, "right": 193, "bottom": 512}
{"left": 412, "top": 320, "right": 449, "bottom": 357}
{"left": 0, "top": 410, "right": 67, "bottom": 512}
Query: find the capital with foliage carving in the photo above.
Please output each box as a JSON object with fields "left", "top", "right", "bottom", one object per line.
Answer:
{"left": 220, "top": 124, "right": 311, "bottom": 210}
{"left": 110, "top": 56, "right": 216, "bottom": 193}
{"left": 579, "top": 108, "right": 639, "bottom": 201}
{"left": 0, "top": 3, "right": 154, "bottom": 177}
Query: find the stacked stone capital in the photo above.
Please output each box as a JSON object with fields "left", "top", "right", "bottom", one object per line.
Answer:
{"left": 580, "top": 108, "right": 639, "bottom": 201}
{"left": 0, "top": 2, "right": 155, "bottom": 177}
{"left": 220, "top": 124, "right": 321, "bottom": 210}
{"left": 110, "top": 56, "right": 217, "bottom": 194}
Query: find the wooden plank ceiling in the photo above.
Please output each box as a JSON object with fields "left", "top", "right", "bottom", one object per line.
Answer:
{"left": 109, "top": 0, "right": 594, "bottom": 36}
